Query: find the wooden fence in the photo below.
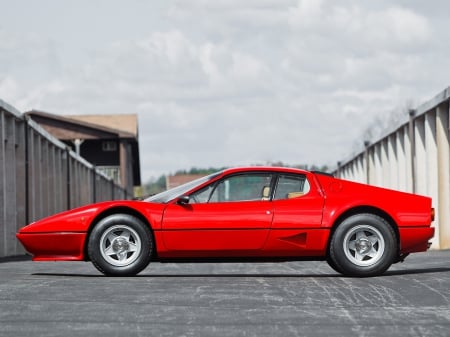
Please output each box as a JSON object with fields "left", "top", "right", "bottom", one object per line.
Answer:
{"left": 0, "top": 99, "right": 131, "bottom": 258}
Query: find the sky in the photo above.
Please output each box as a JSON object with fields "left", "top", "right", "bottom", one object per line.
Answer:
{"left": 1, "top": 0, "right": 450, "bottom": 183}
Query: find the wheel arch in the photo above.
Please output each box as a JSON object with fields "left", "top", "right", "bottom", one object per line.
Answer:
{"left": 84, "top": 206, "right": 156, "bottom": 261}
{"left": 326, "top": 206, "right": 400, "bottom": 256}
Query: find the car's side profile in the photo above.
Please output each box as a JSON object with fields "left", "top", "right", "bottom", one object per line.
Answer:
{"left": 16, "top": 167, "right": 435, "bottom": 277}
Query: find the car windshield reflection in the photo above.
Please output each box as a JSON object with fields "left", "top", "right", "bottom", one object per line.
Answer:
{"left": 145, "top": 171, "right": 222, "bottom": 203}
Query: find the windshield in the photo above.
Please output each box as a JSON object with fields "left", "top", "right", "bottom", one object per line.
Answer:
{"left": 145, "top": 171, "right": 223, "bottom": 203}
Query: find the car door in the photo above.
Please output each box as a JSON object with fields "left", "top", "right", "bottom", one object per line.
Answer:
{"left": 262, "top": 173, "right": 326, "bottom": 255}
{"left": 161, "top": 173, "right": 274, "bottom": 255}
{"left": 271, "top": 173, "right": 324, "bottom": 229}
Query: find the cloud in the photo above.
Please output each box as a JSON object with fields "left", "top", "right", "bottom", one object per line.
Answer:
{"left": 287, "top": 1, "right": 431, "bottom": 47}
{"left": 0, "top": 77, "right": 19, "bottom": 99}
{"left": 382, "top": 7, "right": 431, "bottom": 44}
{"left": 0, "top": 0, "right": 449, "bottom": 182}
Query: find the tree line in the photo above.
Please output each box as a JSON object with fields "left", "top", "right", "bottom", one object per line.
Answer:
{"left": 144, "top": 162, "right": 329, "bottom": 196}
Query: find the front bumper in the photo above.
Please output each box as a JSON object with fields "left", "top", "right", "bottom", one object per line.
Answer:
{"left": 16, "top": 232, "right": 86, "bottom": 261}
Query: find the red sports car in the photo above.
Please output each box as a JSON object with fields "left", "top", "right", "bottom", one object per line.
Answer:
{"left": 17, "top": 167, "right": 435, "bottom": 277}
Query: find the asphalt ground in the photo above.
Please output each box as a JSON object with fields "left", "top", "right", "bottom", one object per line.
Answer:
{"left": 0, "top": 250, "right": 449, "bottom": 337}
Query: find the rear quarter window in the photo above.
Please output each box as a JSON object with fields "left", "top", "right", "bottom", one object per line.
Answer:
{"left": 274, "top": 174, "right": 310, "bottom": 200}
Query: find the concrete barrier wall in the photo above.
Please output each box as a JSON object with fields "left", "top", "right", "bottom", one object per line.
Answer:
{"left": 0, "top": 100, "right": 132, "bottom": 258}
{"left": 335, "top": 87, "right": 450, "bottom": 249}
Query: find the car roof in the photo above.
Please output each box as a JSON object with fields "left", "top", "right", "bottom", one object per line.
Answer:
{"left": 221, "top": 166, "right": 310, "bottom": 175}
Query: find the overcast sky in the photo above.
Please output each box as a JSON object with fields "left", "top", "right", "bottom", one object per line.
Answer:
{"left": 1, "top": 0, "right": 450, "bottom": 183}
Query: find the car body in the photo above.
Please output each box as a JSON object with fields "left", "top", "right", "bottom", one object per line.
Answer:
{"left": 16, "top": 166, "right": 435, "bottom": 277}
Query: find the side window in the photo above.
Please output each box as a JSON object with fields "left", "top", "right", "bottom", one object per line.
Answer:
{"left": 274, "top": 174, "right": 310, "bottom": 200}
{"left": 189, "top": 184, "right": 215, "bottom": 204}
{"left": 208, "top": 173, "right": 273, "bottom": 203}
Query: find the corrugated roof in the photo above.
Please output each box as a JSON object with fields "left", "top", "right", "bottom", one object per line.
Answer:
{"left": 67, "top": 114, "right": 138, "bottom": 137}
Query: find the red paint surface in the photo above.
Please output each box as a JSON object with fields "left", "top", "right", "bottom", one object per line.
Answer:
{"left": 16, "top": 167, "right": 434, "bottom": 263}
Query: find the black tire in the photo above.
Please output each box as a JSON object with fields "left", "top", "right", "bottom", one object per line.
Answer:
{"left": 328, "top": 213, "right": 397, "bottom": 277}
{"left": 326, "top": 255, "right": 344, "bottom": 274}
{"left": 87, "top": 214, "right": 153, "bottom": 276}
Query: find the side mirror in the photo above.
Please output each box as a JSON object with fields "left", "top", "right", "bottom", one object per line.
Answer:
{"left": 177, "top": 195, "right": 190, "bottom": 205}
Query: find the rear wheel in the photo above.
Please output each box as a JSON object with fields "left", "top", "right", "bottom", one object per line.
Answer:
{"left": 328, "top": 213, "right": 397, "bottom": 277}
{"left": 88, "top": 214, "right": 153, "bottom": 276}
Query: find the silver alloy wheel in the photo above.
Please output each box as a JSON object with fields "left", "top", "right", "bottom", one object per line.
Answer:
{"left": 99, "top": 225, "right": 142, "bottom": 267}
{"left": 343, "top": 224, "right": 385, "bottom": 267}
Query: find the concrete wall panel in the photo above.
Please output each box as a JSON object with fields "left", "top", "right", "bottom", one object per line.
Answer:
{"left": 335, "top": 87, "right": 450, "bottom": 249}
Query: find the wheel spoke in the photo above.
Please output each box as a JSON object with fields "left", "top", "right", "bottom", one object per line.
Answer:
{"left": 106, "top": 232, "right": 119, "bottom": 244}
{"left": 356, "top": 230, "right": 367, "bottom": 241}
{"left": 117, "top": 251, "right": 128, "bottom": 261}
{"left": 121, "top": 230, "right": 131, "bottom": 241}
{"left": 366, "top": 247, "right": 379, "bottom": 259}
{"left": 348, "top": 240, "right": 356, "bottom": 251}
{"left": 354, "top": 250, "right": 365, "bottom": 262}
{"left": 128, "top": 242, "right": 138, "bottom": 252}
{"left": 368, "top": 234, "right": 379, "bottom": 246}
{"left": 104, "top": 245, "right": 116, "bottom": 257}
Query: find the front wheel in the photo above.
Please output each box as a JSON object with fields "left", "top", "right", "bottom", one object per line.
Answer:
{"left": 88, "top": 214, "right": 153, "bottom": 276}
{"left": 328, "top": 213, "right": 397, "bottom": 277}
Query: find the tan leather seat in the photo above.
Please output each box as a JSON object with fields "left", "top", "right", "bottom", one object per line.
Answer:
{"left": 287, "top": 192, "right": 304, "bottom": 199}
{"left": 261, "top": 186, "right": 271, "bottom": 200}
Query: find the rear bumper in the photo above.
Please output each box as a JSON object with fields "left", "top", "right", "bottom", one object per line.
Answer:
{"left": 399, "top": 227, "right": 435, "bottom": 254}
